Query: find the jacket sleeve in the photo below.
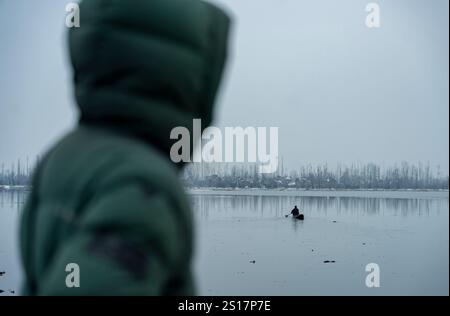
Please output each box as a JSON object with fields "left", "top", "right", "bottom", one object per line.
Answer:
{"left": 37, "top": 182, "right": 193, "bottom": 295}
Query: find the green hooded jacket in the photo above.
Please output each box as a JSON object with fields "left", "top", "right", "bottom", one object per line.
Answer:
{"left": 20, "top": 0, "right": 230, "bottom": 295}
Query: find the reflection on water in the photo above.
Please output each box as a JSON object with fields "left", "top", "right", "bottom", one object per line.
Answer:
{"left": 191, "top": 194, "right": 445, "bottom": 219}
{"left": 0, "top": 190, "right": 27, "bottom": 213}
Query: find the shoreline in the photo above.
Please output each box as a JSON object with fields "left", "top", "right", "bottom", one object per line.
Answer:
{"left": 187, "top": 188, "right": 449, "bottom": 199}
{"left": 1, "top": 185, "right": 448, "bottom": 199}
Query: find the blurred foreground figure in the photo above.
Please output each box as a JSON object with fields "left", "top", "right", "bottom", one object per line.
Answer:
{"left": 20, "top": 0, "right": 230, "bottom": 295}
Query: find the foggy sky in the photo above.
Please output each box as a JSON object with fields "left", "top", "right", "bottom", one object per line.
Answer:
{"left": 0, "top": 0, "right": 448, "bottom": 173}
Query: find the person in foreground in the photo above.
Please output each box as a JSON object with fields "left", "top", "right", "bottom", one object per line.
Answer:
{"left": 20, "top": 0, "right": 230, "bottom": 295}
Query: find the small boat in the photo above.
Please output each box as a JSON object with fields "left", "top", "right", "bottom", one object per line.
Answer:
{"left": 294, "top": 214, "right": 304, "bottom": 220}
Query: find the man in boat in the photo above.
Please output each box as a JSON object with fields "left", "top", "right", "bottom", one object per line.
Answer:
{"left": 291, "top": 205, "right": 300, "bottom": 217}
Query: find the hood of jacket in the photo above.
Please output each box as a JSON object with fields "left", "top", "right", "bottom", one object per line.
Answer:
{"left": 68, "top": 0, "right": 230, "bottom": 160}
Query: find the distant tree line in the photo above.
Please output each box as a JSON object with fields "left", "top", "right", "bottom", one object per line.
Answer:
{"left": 182, "top": 161, "right": 449, "bottom": 190}
{"left": 0, "top": 157, "right": 37, "bottom": 186}
{"left": 1, "top": 158, "right": 448, "bottom": 190}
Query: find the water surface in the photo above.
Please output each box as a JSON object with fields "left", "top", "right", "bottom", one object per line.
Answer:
{"left": 0, "top": 190, "right": 448, "bottom": 295}
{"left": 191, "top": 190, "right": 449, "bottom": 295}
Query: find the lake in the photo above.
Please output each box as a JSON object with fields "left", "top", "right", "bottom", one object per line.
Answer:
{"left": 190, "top": 189, "right": 449, "bottom": 296}
{"left": 0, "top": 189, "right": 448, "bottom": 295}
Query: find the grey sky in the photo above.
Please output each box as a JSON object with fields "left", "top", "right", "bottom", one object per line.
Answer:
{"left": 0, "top": 0, "right": 448, "bottom": 173}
